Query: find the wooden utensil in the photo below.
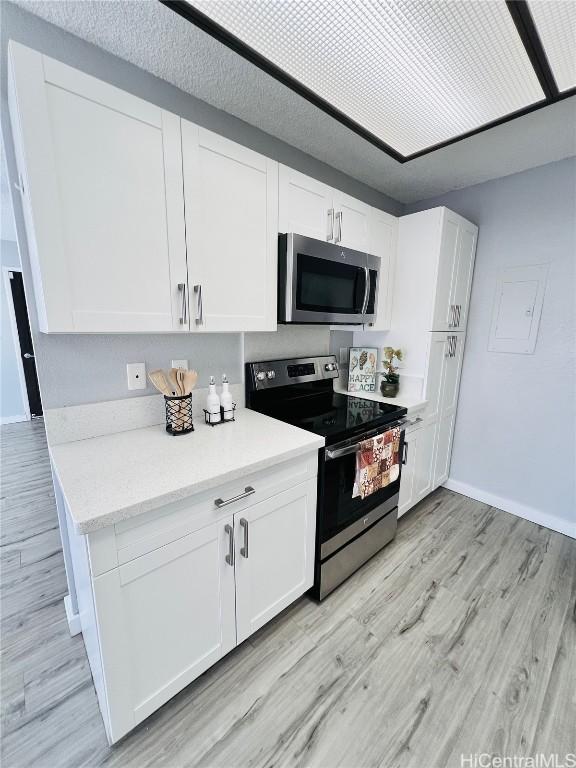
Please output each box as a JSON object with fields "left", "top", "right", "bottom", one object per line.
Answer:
{"left": 183, "top": 369, "right": 198, "bottom": 395}
{"left": 148, "top": 369, "right": 172, "bottom": 396}
{"left": 168, "top": 368, "right": 180, "bottom": 396}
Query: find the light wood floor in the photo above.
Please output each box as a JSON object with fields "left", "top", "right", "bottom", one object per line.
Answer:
{"left": 1, "top": 420, "right": 575, "bottom": 768}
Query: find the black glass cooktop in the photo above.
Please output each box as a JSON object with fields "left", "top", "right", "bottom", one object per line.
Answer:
{"left": 252, "top": 390, "right": 406, "bottom": 444}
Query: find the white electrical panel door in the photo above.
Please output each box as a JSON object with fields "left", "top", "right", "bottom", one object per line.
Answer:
{"left": 488, "top": 265, "right": 549, "bottom": 354}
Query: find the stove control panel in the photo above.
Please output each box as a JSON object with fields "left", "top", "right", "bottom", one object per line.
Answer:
{"left": 247, "top": 355, "right": 339, "bottom": 391}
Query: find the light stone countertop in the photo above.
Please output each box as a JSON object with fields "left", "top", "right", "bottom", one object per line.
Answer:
{"left": 50, "top": 408, "right": 324, "bottom": 534}
{"left": 333, "top": 385, "right": 428, "bottom": 414}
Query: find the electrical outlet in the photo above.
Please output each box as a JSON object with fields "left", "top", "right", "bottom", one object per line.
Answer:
{"left": 171, "top": 359, "right": 189, "bottom": 370}
{"left": 127, "top": 362, "right": 146, "bottom": 390}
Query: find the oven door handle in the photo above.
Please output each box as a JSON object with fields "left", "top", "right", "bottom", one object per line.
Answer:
{"left": 324, "top": 419, "right": 408, "bottom": 461}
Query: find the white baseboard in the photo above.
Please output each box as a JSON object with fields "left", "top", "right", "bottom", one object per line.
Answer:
{"left": 1, "top": 414, "right": 29, "bottom": 425}
{"left": 443, "top": 478, "right": 575, "bottom": 539}
{"left": 64, "top": 594, "right": 82, "bottom": 636}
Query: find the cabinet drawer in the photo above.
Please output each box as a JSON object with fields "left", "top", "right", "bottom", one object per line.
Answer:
{"left": 87, "top": 453, "right": 318, "bottom": 575}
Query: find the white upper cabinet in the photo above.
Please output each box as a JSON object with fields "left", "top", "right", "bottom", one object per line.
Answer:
{"left": 394, "top": 208, "right": 478, "bottom": 336}
{"left": 366, "top": 207, "right": 398, "bottom": 331}
{"left": 332, "top": 191, "right": 371, "bottom": 251}
{"left": 450, "top": 221, "right": 478, "bottom": 331}
{"left": 183, "top": 124, "right": 278, "bottom": 332}
{"left": 278, "top": 164, "right": 375, "bottom": 252}
{"left": 431, "top": 212, "right": 460, "bottom": 332}
{"left": 8, "top": 43, "right": 188, "bottom": 333}
{"left": 278, "top": 165, "right": 334, "bottom": 241}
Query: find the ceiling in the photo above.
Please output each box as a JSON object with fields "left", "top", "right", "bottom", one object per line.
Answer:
{"left": 11, "top": 0, "right": 576, "bottom": 204}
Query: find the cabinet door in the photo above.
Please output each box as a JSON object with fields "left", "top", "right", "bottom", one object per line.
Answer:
{"left": 424, "top": 333, "right": 448, "bottom": 423}
{"left": 451, "top": 222, "right": 478, "bottom": 330}
{"left": 366, "top": 208, "right": 398, "bottom": 331}
{"left": 441, "top": 333, "right": 465, "bottom": 417}
{"left": 278, "top": 165, "right": 334, "bottom": 241}
{"left": 398, "top": 429, "right": 419, "bottom": 518}
{"left": 333, "top": 191, "right": 371, "bottom": 251}
{"left": 235, "top": 480, "right": 316, "bottom": 643}
{"left": 183, "top": 123, "right": 279, "bottom": 331}
{"left": 413, "top": 423, "right": 436, "bottom": 503}
{"left": 431, "top": 211, "right": 459, "bottom": 332}
{"left": 92, "top": 520, "right": 236, "bottom": 742}
{"left": 8, "top": 43, "right": 188, "bottom": 333}
{"left": 433, "top": 413, "right": 456, "bottom": 488}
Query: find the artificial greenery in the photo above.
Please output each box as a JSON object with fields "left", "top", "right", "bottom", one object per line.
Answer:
{"left": 382, "top": 347, "right": 403, "bottom": 382}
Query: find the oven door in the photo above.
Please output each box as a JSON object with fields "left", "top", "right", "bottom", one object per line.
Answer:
{"left": 318, "top": 423, "right": 406, "bottom": 559}
{"left": 279, "top": 233, "right": 374, "bottom": 324}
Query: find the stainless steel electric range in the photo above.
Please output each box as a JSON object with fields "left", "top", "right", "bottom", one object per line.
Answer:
{"left": 245, "top": 355, "right": 408, "bottom": 600}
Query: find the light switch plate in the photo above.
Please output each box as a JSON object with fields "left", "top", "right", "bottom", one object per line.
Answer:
{"left": 127, "top": 362, "right": 146, "bottom": 390}
{"left": 339, "top": 347, "right": 349, "bottom": 364}
{"left": 171, "top": 359, "right": 189, "bottom": 370}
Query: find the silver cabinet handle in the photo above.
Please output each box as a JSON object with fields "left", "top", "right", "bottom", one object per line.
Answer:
{"left": 445, "top": 336, "right": 451, "bottom": 358}
{"left": 215, "top": 486, "right": 255, "bottom": 508}
{"left": 448, "top": 304, "right": 455, "bottom": 328}
{"left": 453, "top": 335, "right": 458, "bottom": 358}
{"left": 178, "top": 282, "right": 187, "bottom": 326}
{"left": 193, "top": 284, "right": 203, "bottom": 325}
{"left": 456, "top": 305, "right": 461, "bottom": 327}
{"left": 23, "top": 352, "right": 35, "bottom": 359}
{"left": 240, "top": 518, "right": 249, "bottom": 558}
{"left": 327, "top": 208, "right": 334, "bottom": 242}
{"left": 335, "top": 211, "right": 342, "bottom": 243}
{"left": 224, "top": 523, "right": 234, "bottom": 566}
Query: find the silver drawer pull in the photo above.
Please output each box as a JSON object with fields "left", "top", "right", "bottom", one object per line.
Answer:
{"left": 405, "top": 416, "right": 423, "bottom": 427}
{"left": 215, "top": 486, "right": 255, "bottom": 508}
{"left": 224, "top": 523, "right": 234, "bottom": 566}
{"left": 240, "top": 518, "right": 249, "bottom": 558}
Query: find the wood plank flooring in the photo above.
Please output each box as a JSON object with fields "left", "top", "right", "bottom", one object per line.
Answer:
{"left": 1, "top": 419, "right": 575, "bottom": 768}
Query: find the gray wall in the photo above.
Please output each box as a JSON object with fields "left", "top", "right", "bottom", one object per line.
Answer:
{"left": 0, "top": 238, "right": 27, "bottom": 420}
{"left": 407, "top": 158, "right": 576, "bottom": 528}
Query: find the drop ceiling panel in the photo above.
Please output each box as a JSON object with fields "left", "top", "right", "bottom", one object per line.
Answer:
{"left": 528, "top": 0, "right": 576, "bottom": 92}
{"left": 188, "top": 0, "right": 545, "bottom": 156}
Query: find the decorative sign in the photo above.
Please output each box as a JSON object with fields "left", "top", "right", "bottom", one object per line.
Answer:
{"left": 348, "top": 347, "right": 377, "bottom": 393}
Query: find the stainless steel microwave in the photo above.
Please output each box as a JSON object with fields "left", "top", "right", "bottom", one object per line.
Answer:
{"left": 278, "top": 234, "right": 379, "bottom": 325}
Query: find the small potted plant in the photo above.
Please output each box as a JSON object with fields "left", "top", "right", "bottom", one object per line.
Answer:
{"left": 380, "top": 347, "right": 403, "bottom": 398}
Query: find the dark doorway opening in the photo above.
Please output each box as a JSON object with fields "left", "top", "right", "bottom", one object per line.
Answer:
{"left": 8, "top": 270, "right": 42, "bottom": 418}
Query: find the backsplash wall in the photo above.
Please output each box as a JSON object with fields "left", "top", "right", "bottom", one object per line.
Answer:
{"left": 38, "top": 333, "right": 244, "bottom": 409}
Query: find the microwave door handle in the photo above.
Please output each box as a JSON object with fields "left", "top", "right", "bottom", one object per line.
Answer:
{"left": 361, "top": 266, "right": 370, "bottom": 315}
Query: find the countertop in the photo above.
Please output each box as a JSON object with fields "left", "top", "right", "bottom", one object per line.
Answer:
{"left": 50, "top": 408, "right": 324, "bottom": 534}
{"left": 334, "top": 385, "right": 428, "bottom": 414}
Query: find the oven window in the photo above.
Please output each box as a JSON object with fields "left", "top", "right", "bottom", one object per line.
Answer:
{"left": 320, "top": 431, "right": 404, "bottom": 546}
{"left": 296, "top": 253, "right": 364, "bottom": 314}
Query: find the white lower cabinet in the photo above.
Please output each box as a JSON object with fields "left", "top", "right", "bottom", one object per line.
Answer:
{"left": 235, "top": 480, "right": 316, "bottom": 643}
{"left": 433, "top": 413, "right": 456, "bottom": 488}
{"left": 74, "top": 457, "right": 317, "bottom": 744}
{"left": 92, "top": 521, "right": 236, "bottom": 741}
{"left": 399, "top": 420, "right": 436, "bottom": 518}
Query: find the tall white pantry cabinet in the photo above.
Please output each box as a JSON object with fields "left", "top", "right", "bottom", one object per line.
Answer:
{"left": 393, "top": 208, "right": 478, "bottom": 516}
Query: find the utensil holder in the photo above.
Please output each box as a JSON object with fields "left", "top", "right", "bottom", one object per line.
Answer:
{"left": 164, "top": 393, "right": 194, "bottom": 435}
